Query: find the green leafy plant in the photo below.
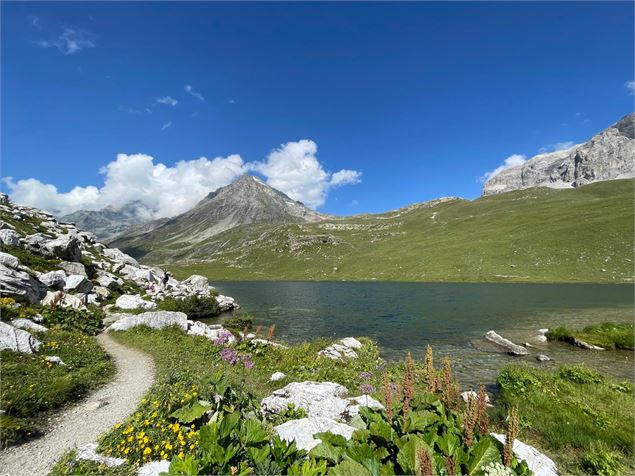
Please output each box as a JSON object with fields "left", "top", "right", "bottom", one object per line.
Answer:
{"left": 40, "top": 306, "right": 104, "bottom": 335}
{"left": 158, "top": 294, "right": 220, "bottom": 319}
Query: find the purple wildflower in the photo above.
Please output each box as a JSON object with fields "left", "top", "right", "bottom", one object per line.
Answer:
{"left": 359, "top": 371, "right": 373, "bottom": 381}
{"left": 219, "top": 348, "right": 239, "bottom": 365}
{"left": 359, "top": 383, "right": 375, "bottom": 394}
{"left": 213, "top": 330, "right": 233, "bottom": 346}
{"left": 243, "top": 359, "right": 254, "bottom": 369}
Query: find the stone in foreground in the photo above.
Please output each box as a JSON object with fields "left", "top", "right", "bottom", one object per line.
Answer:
{"left": 115, "top": 294, "right": 156, "bottom": 310}
{"left": 274, "top": 417, "right": 357, "bottom": 452}
{"left": 136, "top": 460, "right": 171, "bottom": 476}
{"left": 107, "top": 311, "right": 189, "bottom": 332}
{"left": 490, "top": 433, "right": 558, "bottom": 476}
{"left": 10, "top": 318, "right": 48, "bottom": 333}
{"left": 484, "top": 331, "right": 529, "bottom": 355}
{"left": 76, "top": 443, "right": 126, "bottom": 468}
{"left": 319, "top": 337, "right": 363, "bottom": 360}
{"left": 0, "top": 321, "right": 42, "bottom": 353}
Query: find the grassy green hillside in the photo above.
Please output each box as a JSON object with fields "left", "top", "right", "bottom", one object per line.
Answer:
{"left": 127, "top": 180, "right": 634, "bottom": 283}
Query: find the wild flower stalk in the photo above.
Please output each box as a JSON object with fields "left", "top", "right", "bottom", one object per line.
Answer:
{"left": 476, "top": 385, "right": 489, "bottom": 434}
{"left": 503, "top": 406, "right": 519, "bottom": 467}
{"left": 441, "top": 356, "right": 452, "bottom": 404}
{"left": 266, "top": 324, "right": 276, "bottom": 341}
{"left": 383, "top": 373, "right": 393, "bottom": 422}
{"left": 444, "top": 456, "right": 456, "bottom": 476}
{"left": 242, "top": 326, "right": 249, "bottom": 340}
{"left": 417, "top": 445, "right": 435, "bottom": 476}
{"left": 403, "top": 352, "right": 415, "bottom": 417}
{"left": 463, "top": 395, "right": 477, "bottom": 447}
{"left": 425, "top": 345, "right": 437, "bottom": 392}
{"left": 254, "top": 325, "right": 262, "bottom": 338}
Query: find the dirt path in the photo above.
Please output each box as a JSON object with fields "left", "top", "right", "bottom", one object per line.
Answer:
{"left": 0, "top": 334, "right": 155, "bottom": 476}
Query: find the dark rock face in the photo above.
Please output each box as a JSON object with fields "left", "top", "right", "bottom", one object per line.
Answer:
{"left": 483, "top": 114, "right": 635, "bottom": 195}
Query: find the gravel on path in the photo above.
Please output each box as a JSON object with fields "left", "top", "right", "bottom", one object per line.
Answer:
{"left": 0, "top": 334, "right": 155, "bottom": 476}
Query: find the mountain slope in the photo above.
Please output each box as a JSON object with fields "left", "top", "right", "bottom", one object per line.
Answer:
{"left": 124, "top": 180, "right": 633, "bottom": 283}
{"left": 483, "top": 114, "right": 635, "bottom": 195}
{"left": 111, "top": 175, "right": 326, "bottom": 253}
{"left": 61, "top": 201, "right": 154, "bottom": 242}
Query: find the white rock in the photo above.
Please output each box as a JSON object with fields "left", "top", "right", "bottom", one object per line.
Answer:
{"left": 0, "top": 263, "right": 48, "bottom": 304}
{"left": 0, "top": 321, "right": 42, "bottom": 353}
{"left": 40, "top": 291, "right": 86, "bottom": 310}
{"left": 93, "top": 286, "right": 112, "bottom": 300}
{"left": 0, "top": 229, "right": 20, "bottom": 246}
{"left": 45, "top": 355, "right": 67, "bottom": 366}
{"left": 262, "top": 381, "right": 354, "bottom": 420}
{"left": 461, "top": 390, "right": 493, "bottom": 407}
{"left": 96, "top": 272, "right": 123, "bottom": 290}
{"left": 103, "top": 248, "right": 139, "bottom": 267}
{"left": 484, "top": 331, "right": 529, "bottom": 356}
{"left": 573, "top": 338, "right": 604, "bottom": 350}
{"left": 39, "top": 270, "right": 67, "bottom": 290}
{"left": 58, "top": 261, "right": 87, "bottom": 277}
{"left": 45, "top": 234, "right": 82, "bottom": 262}
{"left": 182, "top": 274, "right": 209, "bottom": 292}
{"left": 216, "top": 294, "right": 237, "bottom": 312}
{"left": 270, "top": 371, "right": 287, "bottom": 382}
{"left": 76, "top": 443, "right": 126, "bottom": 468}
{"left": 187, "top": 321, "right": 237, "bottom": 343}
{"left": 10, "top": 318, "right": 48, "bottom": 333}
{"left": 340, "top": 337, "right": 363, "bottom": 349}
{"left": 490, "top": 433, "right": 558, "bottom": 476}
{"left": 536, "top": 354, "right": 552, "bottom": 362}
{"left": 344, "top": 395, "right": 385, "bottom": 418}
{"left": 64, "top": 274, "right": 93, "bottom": 293}
{"left": 275, "top": 417, "right": 357, "bottom": 452}
{"left": 0, "top": 252, "right": 20, "bottom": 269}
{"left": 115, "top": 294, "right": 156, "bottom": 310}
{"left": 136, "top": 460, "right": 171, "bottom": 476}
{"left": 107, "top": 311, "right": 188, "bottom": 332}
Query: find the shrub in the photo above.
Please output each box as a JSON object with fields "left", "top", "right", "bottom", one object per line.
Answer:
{"left": 223, "top": 314, "right": 253, "bottom": 332}
{"left": 580, "top": 446, "right": 623, "bottom": 475}
{"left": 40, "top": 307, "right": 104, "bottom": 335}
{"left": 558, "top": 365, "right": 603, "bottom": 385}
{"left": 157, "top": 294, "right": 220, "bottom": 319}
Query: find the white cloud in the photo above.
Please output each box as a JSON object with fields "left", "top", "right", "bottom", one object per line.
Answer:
{"left": 35, "top": 28, "right": 95, "bottom": 55}
{"left": 249, "top": 140, "right": 362, "bottom": 208}
{"left": 481, "top": 154, "right": 527, "bottom": 182}
{"left": 626, "top": 80, "right": 635, "bottom": 95}
{"left": 155, "top": 96, "right": 178, "bottom": 107}
{"left": 161, "top": 121, "right": 172, "bottom": 130}
{"left": 228, "top": 99, "right": 236, "bottom": 104}
{"left": 5, "top": 140, "right": 362, "bottom": 217}
{"left": 4, "top": 154, "right": 248, "bottom": 218}
{"left": 185, "top": 85, "right": 205, "bottom": 102}
{"left": 538, "top": 141, "right": 575, "bottom": 154}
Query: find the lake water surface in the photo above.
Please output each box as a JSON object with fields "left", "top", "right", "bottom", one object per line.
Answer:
{"left": 204, "top": 282, "right": 634, "bottom": 387}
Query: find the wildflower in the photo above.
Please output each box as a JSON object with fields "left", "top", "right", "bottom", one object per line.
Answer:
{"left": 425, "top": 345, "right": 437, "bottom": 392}
{"left": 417, "top": 445, "right": 434, "bottom": 476}
{"left": 383, "top": 373, "right": 393, "bottom": 422}
{"left": 178, "top": 451, "right": 185, "bottom": 460}
{"left": 359, "top": 371, "right": 373, "bottom": 381}
{"left": 213, "top": 330, "right": 234, "bottom": 346}
{"left": 359, "top": 383, "right": 375, "bottom": 394}
{"left": 503, "top": 406, "right": 519, "bottom": 467}
{"left": 219, "top": 348, "right": 239, "bottom": 365}
{"left": 266, "top": 324, "right": 276, "bottom": 341}
{"left": 463, "top": 395, "right": 477, "bottom": 447}
{"left": 115, "top": 423, "right": 121, "bottom": 429}
{"left": 241, "top": 354, "right": 254, "bottom": 369}
{"left": 403, "top": 352, "right": 415, "bottom": 417}
{"left": 476, "top": 385, "right": 490, "bottom": 434}
{"left": 444, "top": 457, "right": 456, "bottom": 475}
{"left": 143, "top": 447, "right": 152, "bottom": 456}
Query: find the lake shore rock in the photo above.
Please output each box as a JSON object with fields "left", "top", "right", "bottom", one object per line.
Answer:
{"left": 485, "top": 330, "right": 529, "bottom": 355}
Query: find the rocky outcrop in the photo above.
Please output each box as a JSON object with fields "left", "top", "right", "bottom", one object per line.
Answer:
{"left": 483, "top": 114, "right": 635, "bottom": 195}
{"left": 10, "top": 318, "right": 48, "bottom": 333}
{"left": 107, "top": 311, "right": 189, "bottom": 332}
{"left": 484, "top": 331, "right": 529, "bottom": 355}
{"left": 38, "top": 270, "right": 67, "bottom": 290}
{"left": 490, "top": 433, "right": 558, "bottom": 476}
{"left": 0, "top": 263, "right": 48, "bottom": 304}
{"left": 0, "top": 229, "right": 21, "bottom": 246}
{"left": 64, "top": 274, "right": 93, "bottom": 293}
{"left": 275, "top": 417, "right": 357, "bottom": 452}
{"left": 40, "top": 291, "right": 86, "bottom": 310}
{"left": 318, "top": 337, "right": 363, "bottom": 360}
{"left": 261, "top": 381, "right": 383, "bottom": 421}
{"left": 0, "top": 321, "right": 42, "bottom": 353}
{"left": 76, "top": 443, "right": 126, "bottom": 468}
{"left": 115, "top": 294, "right": 156, "bottom": 310}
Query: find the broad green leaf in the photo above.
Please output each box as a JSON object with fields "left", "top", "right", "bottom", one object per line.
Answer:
{"left": 166, "top": 454, "right": 199, "bottom": 475}
{"left": 241, "top": 419, "right": 269, "bottom": 446}
{"left": 169, "top": 401, "right": 212, "bottom": 424}
{"left": 310, "top": 442, "right": 345, "bottom": 464}
{"left": 467, "top": 438, "right": 501, "bottom": 475}
{"left": 368, "top": 420, "right": 395, "bottom": 445}
{"left": 436, "top": 433, "right": 460, "bottom": 457}
{"left": 314, "top": 432, "right": 350, "bottom": 447}
{"left": 328, "top": 459, "right": 372, "bottom": 476}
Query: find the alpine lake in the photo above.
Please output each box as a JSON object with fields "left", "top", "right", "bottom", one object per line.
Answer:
{"left": 200, "top": 281, "right": 634, "bottom": 388}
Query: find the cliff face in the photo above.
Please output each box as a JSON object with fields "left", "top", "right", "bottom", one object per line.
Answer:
{"left": 483, "top": 114, "right": 635, "bottom": 195}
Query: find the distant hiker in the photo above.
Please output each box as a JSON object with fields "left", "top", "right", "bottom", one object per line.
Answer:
{"left": 83, "top": 292, "right": 90, "bottom": 307}
{"left": 161, "top": 272, "right": 170, "bottom": 290}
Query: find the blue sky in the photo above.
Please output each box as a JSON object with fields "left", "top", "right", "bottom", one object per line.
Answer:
{"left": 2, "top": 1, "right": 633, "bottom": 217}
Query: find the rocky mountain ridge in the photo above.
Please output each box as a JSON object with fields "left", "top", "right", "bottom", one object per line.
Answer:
{"left": 110, "top": 174, "right": 327, "bottom": 257}
{"left": 0, "top": 193, "right": 238, "bottom": 316}
{"left": 61, "top": 201, "right": 154, "bottom": 243}
{"left": 483, "top": 113, "right": 635, "bottom": 195}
